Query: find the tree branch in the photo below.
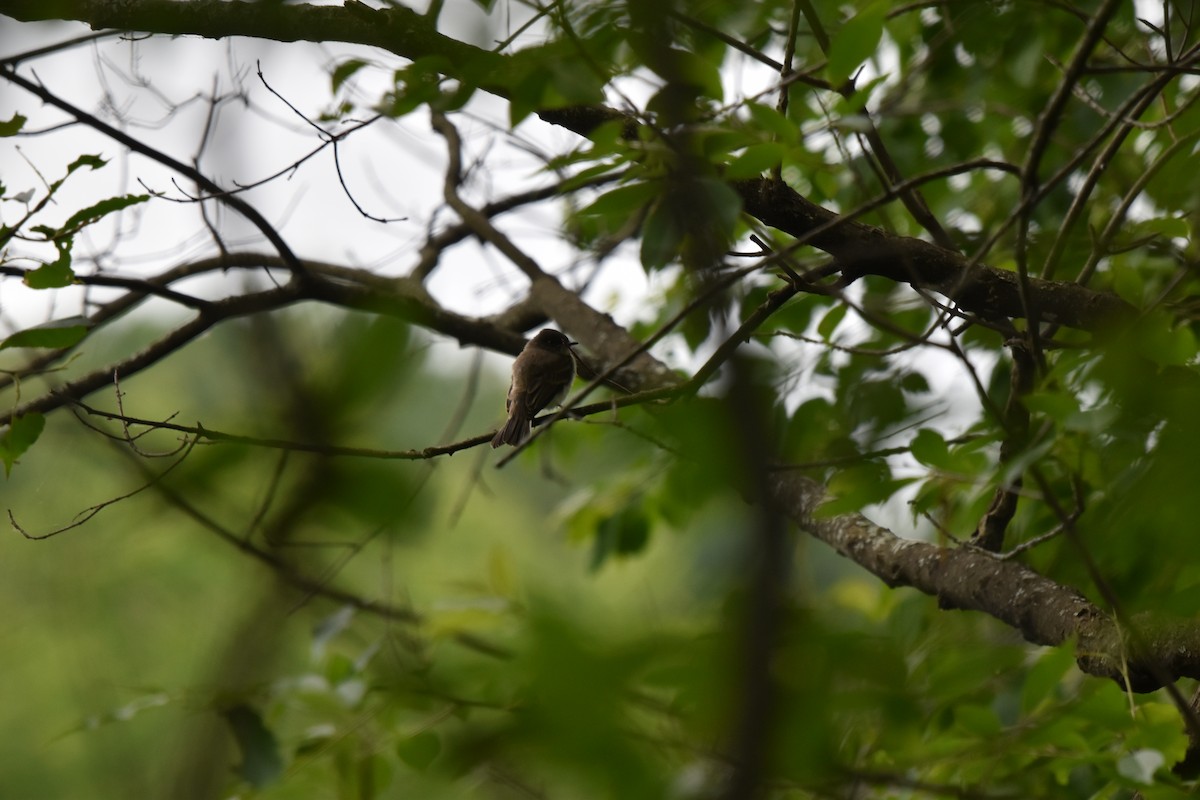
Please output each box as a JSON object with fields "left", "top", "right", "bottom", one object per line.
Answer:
{"left": 0, "top": 0, "right": 1136, "bottom": 332}
{"left": 768, "top": 472, "right": 1200, "bottom": 692}
{"left": 1, "top": 64, "right": 310, "bottom": 280}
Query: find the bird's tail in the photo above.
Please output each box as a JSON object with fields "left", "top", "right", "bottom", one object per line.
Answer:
{"left": 491, "top": 410, "right": 530, "bottom": 448}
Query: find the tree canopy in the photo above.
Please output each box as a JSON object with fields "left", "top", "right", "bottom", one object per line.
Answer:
{"left": 2, "top": 0, "right": 1200, "bottom": 797}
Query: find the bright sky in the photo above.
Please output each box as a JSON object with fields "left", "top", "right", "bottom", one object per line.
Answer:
{"left": 0, "top": 2, "right": 660, "bottom": 349}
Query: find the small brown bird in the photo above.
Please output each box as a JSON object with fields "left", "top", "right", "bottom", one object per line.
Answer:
{"left": 491, "top": 329, "right": 577, "bottom": 448}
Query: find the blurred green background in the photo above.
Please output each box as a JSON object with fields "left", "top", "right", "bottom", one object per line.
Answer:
{"left": 0, "top": 311, "right": 779, "bottom": 798}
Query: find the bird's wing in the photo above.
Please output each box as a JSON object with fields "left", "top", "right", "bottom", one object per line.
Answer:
{"left": 522, "top": 357, "right": 575, "bottom": 414}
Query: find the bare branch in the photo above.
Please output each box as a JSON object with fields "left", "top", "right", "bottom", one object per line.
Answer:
{"left": 9, "top": 436, "right": 197, "bottom": 540}
{"left": 1, "top": 65, "right": 311, "bottom": 280}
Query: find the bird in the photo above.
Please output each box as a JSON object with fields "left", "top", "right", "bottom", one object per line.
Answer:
{"left": 491, "top": 329, "right": 577, "bottom": 448}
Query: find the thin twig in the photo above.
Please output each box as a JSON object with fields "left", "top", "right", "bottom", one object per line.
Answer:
{"left": 1, "top": 66, "right": 310, "bottom": 281}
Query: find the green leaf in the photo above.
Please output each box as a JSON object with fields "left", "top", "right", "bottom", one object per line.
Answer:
{"left": 66, "top": 154, "right": 107, "bottom": 173}
{"left": 61, "top": 194, "right": 150, "bottom": 236}
{"left": 503, "top": 42, "right": 606, "bottom": 124}
{"left": 817, "top": 303, "right": 848, "bottom": 340}
{"left": 634, "top": 174, "right": 742, "bottom": 269}
{"left": 900, "top": 371, "right": 930, "bottom": 394}
{"left": 1124, "top": 215, "right": 1190, "bottom": 242}
{"left": 1020, "top": 646, "right": 1075, "bottom": 714}
{"left": 629, "top": 38, "right": 723, "bottom": 103}
{"left": 396, "top": 730, "right": 441, "bottom": 771}
{"left": 725, "top": 143, "right": 786, "bottom": 179}
{"left": 818, "top": 462, "right": 912, "bottom": 517}
{"left": 578, "top": 182, "right": 658, "bottom": 220}
{"left": 641, "top": 198, "right": 683, "bottom": 269}
{"left": 382, "top": 56, "right": 455, "bottom": 119}
{"left": 954, "top": 703, "right": 1002, "bottom": 736}
{"left": 746, "top": 102, "right": 799, "bottom": 140}
{"left": 331, "top": 58, "right": 368, "bottom": 92}
{"left": 827, "top": 2, "right": 888, "bottom": 85}
{"left": 1022, "top": 390, "right": 1080, "bottom": 423}
{"left": 639, "top": 177, "right": 740, "bottom": 269}
{"left": 591, "top": 505, "right": 651, "bottom": 570}
{"left": 0, "top": 413, "right": 45, "bottom": 477}
{"left": 1110, "top": 259, "right": 1145, "bottom": 304}
{"left": 666, "top": 47, "right": 724, "bottom": 101}
{"left": 1135, "top": 311, "right": 1197, "bottom": 366}
{"left": 910, "top": 429, "right": 951, "bottom": 469}
{"left": 0, "top": 316, "right": 92, "bottom": 350}
{"left": 222, "top": 704, "right": 284, "bottom": 789}
{"left": 1007, "top": 36, "right": 1044, "bottom": 88}
{"left": 696, "top": 176, "right": 743, "bottom": 231}
{"left": 23, "top": 238, "right": 75, "bottom": 289}
{"left": 1126, "top": 702, "right": 1190, "bottom": 760}
{"left": 0, "top": 113, "right": 26, "bottom": 137}
{"left": 548, "top": 60, "right": 608, "bottom": 108}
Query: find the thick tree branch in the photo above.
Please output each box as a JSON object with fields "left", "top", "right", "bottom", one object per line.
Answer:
{"left": 768, "top": 472, "right": 1200, "bottom": 693}
{"left": 0, "top": 0, "right": 1137, "bottom": 333}
{"left": 0, "top": 249, "right": 670, "bottom": 429}
{"left": 0, "top": 0, "right": 495, "bottom": 78}
{"left": 734, "top": 177, "right": 1135, "bottom": 331}
{"left": 430, "top": 110, "right": 677, "bottom": 392}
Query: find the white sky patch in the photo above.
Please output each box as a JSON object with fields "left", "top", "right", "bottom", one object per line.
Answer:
{"left": 946, "top": 210, "right": 982, "bottom": 235}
